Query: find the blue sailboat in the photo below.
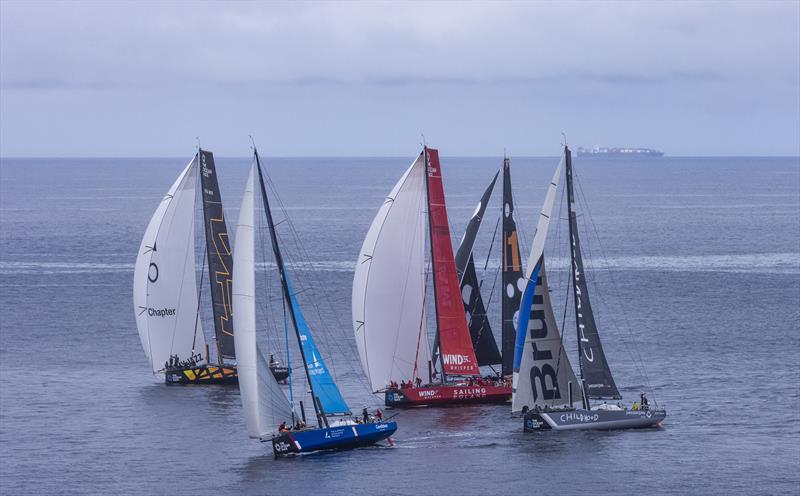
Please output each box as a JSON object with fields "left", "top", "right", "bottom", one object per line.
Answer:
{"left": 232, "top": 147, "right": 397, "bottom": 457}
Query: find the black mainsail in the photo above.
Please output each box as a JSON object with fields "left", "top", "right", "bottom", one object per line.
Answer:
{"left": 501, "top": 158, "right": 524, "bottom": 376}
{"left": 455, "top": 172, "right": 501, "bottom": 366}
{"left": 564, "top": 146, "right": 620, "bottom": 399}
{"left": 198, "top": 150, "right": 236, "bottom": 360}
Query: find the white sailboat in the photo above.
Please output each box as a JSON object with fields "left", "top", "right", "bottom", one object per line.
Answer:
{"left": 513, "top": 145, "right": 666, "bottom": 431}
{"left": 233, "top": 147, "right": 397, "bottom": 456}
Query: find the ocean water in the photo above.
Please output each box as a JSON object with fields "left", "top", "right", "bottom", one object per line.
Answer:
{"left": 0, "top": 155, "right": 798, "bottom": 495}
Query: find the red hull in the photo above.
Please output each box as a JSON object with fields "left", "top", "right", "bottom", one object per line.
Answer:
{"left": 384, "top": 383, "right": 511, "bottom": 407}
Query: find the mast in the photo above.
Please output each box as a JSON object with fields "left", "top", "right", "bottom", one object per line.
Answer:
{"left": 564, "top": 145, "right": 621, "bottom": 405}
{"left": 423, "top": 147, "right": 446, "bottom": 383}
{"left": 253, "top": 149, "right": 325, "bottom": 428}
{"left": 197, "top": 149, "right": 236, "bottom": 363}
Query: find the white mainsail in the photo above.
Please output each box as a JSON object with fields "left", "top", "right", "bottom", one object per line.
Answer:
{"left": 512, "top": 156, "right": 579, "bottom": 412}
{"left": 134, "top": 157, "right": 206, "bottom": 374}
{"left": 233, "top": 164, "right": 292, "bottom": 438}
{"left": 352, "top": 154, "right": 431, "bottom": 392}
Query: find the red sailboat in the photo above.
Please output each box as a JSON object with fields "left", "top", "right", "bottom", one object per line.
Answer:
{"left": 353, "top": 147, "right": 511, "bottom": 407}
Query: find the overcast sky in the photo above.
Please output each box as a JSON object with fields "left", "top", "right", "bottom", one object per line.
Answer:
{"left": 1, "top": 1, "right": 798, "bottom": 157}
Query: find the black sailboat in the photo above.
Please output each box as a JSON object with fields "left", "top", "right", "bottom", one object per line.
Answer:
{"left": 455, "top": 156, "right": 525, "bottom": 379}
{"left": 512, "top": 145, "right": 666, "bottom": 431}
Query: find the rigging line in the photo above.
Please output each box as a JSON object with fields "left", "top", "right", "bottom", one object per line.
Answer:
{"left": 573, "top": 165, "right": 650, "bottom": 389}
{"left": 572, "top": 163, "right": 655, "bottom": 401}
{"left": 484, "top": 216, "right": 502, "bottom": 272}
{"left": 553, "top": 264, "right": 574, "bottom": 409}
{"left": 263, "top": 171, "right": 374, "bottom": 400}
{"left": 191, "top": 236, "right": 208, "bottom": 356}
{"left": 256, "top": 192, "right": 282, "bottom": 364}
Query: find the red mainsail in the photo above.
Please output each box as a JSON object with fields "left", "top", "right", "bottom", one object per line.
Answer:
{"left": 425, "top": 148, "right": 480, "bottom": 377}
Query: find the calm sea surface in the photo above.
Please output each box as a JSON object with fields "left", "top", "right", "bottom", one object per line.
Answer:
{"left": 1, "top": 155, "right": 798, "bottom": 495}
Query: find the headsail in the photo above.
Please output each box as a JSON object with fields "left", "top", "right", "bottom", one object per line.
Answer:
{"left": 198, "top": 150, "right": 236, "bottom": 360}
{"left": 255, "top": 152, "right": 350, "bottom": 417}
{"left": 501, "top": 158, "right": 524, "bottom": 376}
{"left": 512, "top": 156, "right": 578, "bottom": 412}
{"left": 425, "top": 148, "right": 480, "bottom": 377}
{"left": 565, "top": 147, "right": 621, "bottom": 399}
{"left": 455, "top": 172, "right": 501, "bottom": 366}
{"left": 134, "top": 157, "right": 207, "bottom": 373}
{"left": 352, "top": 154, "right": 430, "bottom": 391}
{"left": 232, "top": 164, "right": 292, "bottom": 438}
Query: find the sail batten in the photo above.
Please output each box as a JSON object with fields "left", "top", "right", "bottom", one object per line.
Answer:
{"left": 352, "top": 154, "right": 430, "bottom": 391}
{"left": 455, "top": 172, "right": 501, "bottom": 367}
{"left": 198, "top": 151, "right": 236, "bottom": 360}
{"left": 565, "top": 147, "right": 621, "bottom": 399}
{"left": 425, "top": 148, "right": 480, "bottom": 377}
{"left": 134, "top": 157, "right": 207, "bottom": 373}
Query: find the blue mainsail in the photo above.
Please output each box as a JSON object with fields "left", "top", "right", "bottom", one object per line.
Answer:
{"left": 283, "top": 273, "right": 350, "bottom": 416}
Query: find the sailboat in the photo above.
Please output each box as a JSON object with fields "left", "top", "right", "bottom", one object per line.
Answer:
{"left": 454, "top": 156, "right": 524, "bottom": 379}
{"left": 134, "top": 149, "right": 290, "bottom": 385}
{"left": 512, "top": 145, "right": 666, "bottom": 431}
{"left": 353, "top": 147, "right": 512, "bottom": 407}
{"left": 233, "top": 147, "right": 397, "bottom": 456}
{"left": 134, "top": 149, "right": 238, "bottom": 384}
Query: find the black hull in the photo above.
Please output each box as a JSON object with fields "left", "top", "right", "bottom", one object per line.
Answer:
{"left": 270, "top": 366, "right": 290, "bottom": 383}
{"left": 164, "top": 364, "right": 289, "bottom": 385}
{"left": 165, "top": 364, "right": 238, "bottom": 385}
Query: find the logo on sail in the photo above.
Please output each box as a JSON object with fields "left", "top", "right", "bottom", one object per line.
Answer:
{"left": 147, "top": 307, "right": 176, "bottom": 318}
{"left": 442, "top": 354, "right": 471, "bottom": 366}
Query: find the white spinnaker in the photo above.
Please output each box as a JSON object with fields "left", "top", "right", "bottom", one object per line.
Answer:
{"left": 233, "top": 164, "right": 292, "bottom": 438}
{"left": 352, "top": 154, "right": 430, "bottom": 391}
{"left": 512, "top": 156, "right": 579, "bottom": 412}
{"left": 134, "top": 157, "right": 206, "bottom": 373}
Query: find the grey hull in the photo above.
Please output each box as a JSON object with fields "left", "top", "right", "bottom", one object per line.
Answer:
{"left": 524, "top": 408, "right": 666, "bottom": 432}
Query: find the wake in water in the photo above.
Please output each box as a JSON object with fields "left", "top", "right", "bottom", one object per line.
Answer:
{"left": 2, "top": 252, "right": 798, "bottom": 275}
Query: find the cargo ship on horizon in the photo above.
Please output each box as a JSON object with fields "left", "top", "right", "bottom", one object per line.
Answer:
{"left": 577, "top": 146, "right": 664, "bottom": 158}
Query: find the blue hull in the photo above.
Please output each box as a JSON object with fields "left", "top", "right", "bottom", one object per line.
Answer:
{"left": 271, "top": 421, "right": 397, "bottom": 456}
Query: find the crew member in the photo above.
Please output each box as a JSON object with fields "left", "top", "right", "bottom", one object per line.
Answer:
{"left": 279, "top": 421, "right": 288, "bottom": 432}
{"left": 640, "top": 392, "right": 649, "bottom": 410}
{"left": 375, "top": 408, "right": 383, "bottom": 421}
{"left": 362, "top": 407, "right": 369, "bottom": 424}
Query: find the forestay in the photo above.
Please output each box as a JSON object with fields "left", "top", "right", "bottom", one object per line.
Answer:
{"left": 352, "top": 154, "right": 430, "bottom": 391}
{"left": 232, "top": 164, "right": 292, "bottom": 438}
{"left": 134, "top": 157, "right": 207, "bottom": 374}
